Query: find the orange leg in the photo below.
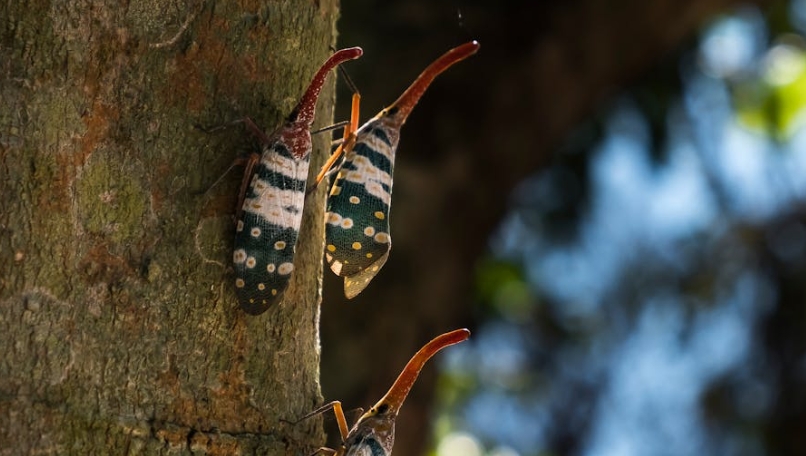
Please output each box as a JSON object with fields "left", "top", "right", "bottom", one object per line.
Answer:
{"left": 298, "top": 400, "right": 352, "bottom": 456}
{"left": 299, "top": 400, "right": 351, "bottom": 443}
{"left": 314, "top": 92, "right": 361, "bottom": 188}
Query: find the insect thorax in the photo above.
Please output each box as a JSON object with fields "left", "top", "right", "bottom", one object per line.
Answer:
{"left": 345, "top": 416, "right": 395, "bottom": 456}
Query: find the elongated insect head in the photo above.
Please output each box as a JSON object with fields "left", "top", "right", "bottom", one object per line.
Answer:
{"left": 383, "top": 40, "right": 479, "bottom": 125}
{"left": 361, "top": 328, "right": 471, "bottom": 419}
{"left": 292, "top": 47, "right": 364, "bottom": 127}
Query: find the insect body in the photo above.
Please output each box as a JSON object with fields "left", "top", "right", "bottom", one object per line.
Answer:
{"left": 306, "top": 328, "right": 471, "bottom": 456}
{"left": 234, "top": 47, "right": 363, "bottom": 315}
{"left": 324, "top": 41, "right": 480, "bottom": 299}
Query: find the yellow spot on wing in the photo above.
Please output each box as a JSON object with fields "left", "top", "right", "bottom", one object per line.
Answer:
{"left": 352, "top": 242, "right": 362, "bottom": 250}
{"left": 374, "top": 211, "right": 385, "bottom": 220}
{"left": 327, "top": 244, "right": 336, "bottom": 252}
{"left": 327, "top": 212, "right": 342, "bottom": 224}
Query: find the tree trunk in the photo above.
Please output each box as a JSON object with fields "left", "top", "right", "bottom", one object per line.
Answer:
{"left": 0, "top": 0, "right": 340, "bottom": 453}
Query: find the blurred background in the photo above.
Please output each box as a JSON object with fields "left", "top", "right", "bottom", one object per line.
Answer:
{"left": 320, "top": 0, "right": 806, "bottom": 454}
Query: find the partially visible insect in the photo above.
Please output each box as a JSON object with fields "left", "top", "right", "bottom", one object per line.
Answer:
{"left": 321, "top": 41, "right": 480, "bottom": 299}
{"left": 233, "top": 47, "right": 363, "bottom": 315}
{"left": 303, "top": 328, "right": 471, "bottom": 455}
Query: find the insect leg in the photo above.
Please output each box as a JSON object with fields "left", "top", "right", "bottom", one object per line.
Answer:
{"left": 311, "top": 120, "right": 351, "bottom": 136}
{"left": 307, "top": 447, "right": 340, "bottom": 456}
{"left": 233, "top": 151, "right": 260, "bottom": 220}
{"left": 298, "top": 400, "right": 351, "bottom": 443}
{"left": 194, "top": 116, "right": 271, "bottom": 199}
{"left": 313, "top": 92, "right": 361, "bottom": 188}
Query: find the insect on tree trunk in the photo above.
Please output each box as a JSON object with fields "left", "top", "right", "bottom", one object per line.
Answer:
{"left": 0, "top": 0, "right": 342, "bottom": 453}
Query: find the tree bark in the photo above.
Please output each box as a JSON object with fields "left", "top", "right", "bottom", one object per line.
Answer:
{"left": 0, "top": 0, "right": 340, "bottom": 453}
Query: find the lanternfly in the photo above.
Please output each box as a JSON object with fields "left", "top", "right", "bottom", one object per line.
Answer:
{"left": 323, "top": 41, "right": 480, "bottom": 299}
{"left": 233, "top": 47, "right": 363, "bottom": 315}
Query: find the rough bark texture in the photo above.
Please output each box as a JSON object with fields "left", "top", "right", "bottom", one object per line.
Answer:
{"left": 0, "top": 0, "right": 340, "bottom": 453}
{"left": 322, "top": 0, "right": 773, "bottom": 454}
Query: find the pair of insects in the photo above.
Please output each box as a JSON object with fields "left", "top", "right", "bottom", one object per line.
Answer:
{"left": 233, "top": 41, "right": 480, "bottom": 315}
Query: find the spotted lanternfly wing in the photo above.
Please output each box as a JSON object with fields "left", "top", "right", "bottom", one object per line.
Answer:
{"left": 325, "top": 41, "right": 480, "bottom": 299}
{"left": 233, "top": 141, "right": 308, "bottom": 314}
{"left": 325, "top": 116, "right": 400, "bottom": 299}
{"left": 233, "top": 47, "right": 362, "bottom": 315}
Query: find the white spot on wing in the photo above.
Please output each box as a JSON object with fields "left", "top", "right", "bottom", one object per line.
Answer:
{"left": 278, "top": 262, "right": 294, "bottom": 275}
